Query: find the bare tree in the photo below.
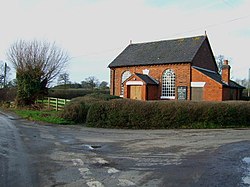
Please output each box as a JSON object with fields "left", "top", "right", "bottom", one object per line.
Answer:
{"left": 7, "top": 40, "right": 69, "bottom": 84}
{"left": 57, "top": 72, "right": 71, "bottom": 86}
{"left": 6, "top": 40, "right": 69, "bottom": 105}
{"left": 84, "top": 76, "right": 99, "bottom": 90}
{"left": 215, "top": 55, "right": 225, "bottom": 74}
{"left": 235, "top": 78, "right": 248, "bottom": 88}
{"left": 99, "top": 81, "right": 108, "bottom": 89}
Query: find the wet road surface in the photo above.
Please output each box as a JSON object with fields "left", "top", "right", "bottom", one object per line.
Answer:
{"left": 0, "top": 110, "right": 250, "bottom": 187}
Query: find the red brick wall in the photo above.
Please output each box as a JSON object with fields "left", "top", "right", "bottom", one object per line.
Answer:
{"left": 110, "top": 63, "right": 191, "bottom": 100}
{"left": 141, "top": 85, "right": 146, "bottom": 100}
{"left": 223, "top": 88, "right": 240, "bottom": 100}
{"left": 191, "top": 68, "right": 223, "bottom": 101}
{"left": 222, "top": 87, "right": 231, "bottom": 100}
{"left": 110, "top": 69, "right": 115, "bottom": 95}
{"left": 147, "top": 85, "right": 158, "bottom": 100}
{"left": 221, "top": 65, "right": 230, "bottom": 85}
{"left": 111, "top": 65, "right": 238, "bottom": 101}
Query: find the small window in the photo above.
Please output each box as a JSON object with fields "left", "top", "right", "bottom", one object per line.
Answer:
{"left": 121, "top": 71, "right": 131, "bottom": 96}
{"left": 161, "top": 69, "right": 175, "bottom": 99}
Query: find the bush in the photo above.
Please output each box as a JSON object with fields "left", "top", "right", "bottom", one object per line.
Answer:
{"left": 61, "top": 101, "right": 89, "bottom": 123}
{"left": 0, "top": 88, "right": 17, "bottom": 102}
{"left": 48, "top": 88, "right": 110, "bottom": 99}
{"left": 86, "top": 100, "right": 250, "bottom": 129}
{"left": 61, "top": 93, "right": 121, "bottom": 123}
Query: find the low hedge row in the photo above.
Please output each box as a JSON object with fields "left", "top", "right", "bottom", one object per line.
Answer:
{"left": 86, "top": 100, "right": 250, "bottom": 129}
{"left": 61, "top": 93, "right": 121, "bottom": 123}
{"left": 48, "top": 89, "right": 109, "bottom": 99}
{"left": 61, "top": 94, "right": 250, "bottom": 129}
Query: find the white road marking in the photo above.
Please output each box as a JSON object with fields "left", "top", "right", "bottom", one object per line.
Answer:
{"left": 79, "top": 167, "right": 92, "bottom": 177}
{"left": 72, "top": 158, "right": 84, "bottom": 166}
{"left": 93, "top": 157, "right": 109, "bottom": 164}
{"left": 118, "top": 179, "right": 136, "bottom": 186}
{"left": 87, "top": 180, "right": 105, "bottom": 187}
{"left": 107, "top": 167, "right": 120, "bottom": 174}
{"left": 242, "top": 157, "right": 250, "bottom": 185}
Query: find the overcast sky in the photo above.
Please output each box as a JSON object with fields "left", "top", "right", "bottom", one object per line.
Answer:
{"left": 0, "top": 0, "right": 250, "bottom": 84}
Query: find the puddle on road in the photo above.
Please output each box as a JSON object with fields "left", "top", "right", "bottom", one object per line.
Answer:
{"left": 84, "top": 144, "right": 102, "bottom": 150}
{"left": 242, "top": 157, "right": 250, "bottom": 185}
{"left": 70, "top": 144, "right": 103, "bottom": 152}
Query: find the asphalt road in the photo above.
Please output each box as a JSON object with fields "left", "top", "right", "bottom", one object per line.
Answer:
{"left": 0, "top": 110, "right": 250, "bottom": 187}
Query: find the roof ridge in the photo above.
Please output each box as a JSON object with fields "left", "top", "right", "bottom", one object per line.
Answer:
{"left": 131, "top": 35, "right": 207, "bottom": 45}
{"left": 192, "top": 66, "right": 217, "bottom": 74}
{"left": 190, "top": 36, "right": 207, "bottom": 61}
{"left": 109, "top": 35, "right": 210, "bottom": 68}
{"left": 135, "top": 73, "right": 159, "bottom": 84}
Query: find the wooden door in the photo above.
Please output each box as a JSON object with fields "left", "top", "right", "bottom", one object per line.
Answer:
{"left": 130, "top": 86, "right": 142, "bottom": 100}
{"left": 191, "top": 87, "right": 203, "bottom": 101}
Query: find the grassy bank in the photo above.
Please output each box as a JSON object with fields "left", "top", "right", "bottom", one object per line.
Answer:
{"left": 14, "top": 109, "right": 73, "bottom": 125}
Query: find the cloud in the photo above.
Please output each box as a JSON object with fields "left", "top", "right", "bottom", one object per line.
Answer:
{"left": 145, "top": 0, "right": 175, "bottom": 7}
{"left": 1, "top": 0, "right": 250, "bottom": 82}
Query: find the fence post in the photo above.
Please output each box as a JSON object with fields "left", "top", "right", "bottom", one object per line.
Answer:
{"left": 56, "top": 98, "right": 58, "bottom": 111}
{"left": 40, "top": 97, "right": 70, "bottom": 111}
{"left": 48, "top": 97, "right": 50, "bottom": 109}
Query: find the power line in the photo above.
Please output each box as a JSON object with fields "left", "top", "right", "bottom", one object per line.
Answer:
{"left": 69, "top": 47, "right": 124, "bottom": 60}
{"left": 69, "top": 2, "right": 250, "bottom": 60}
{"left": 168, "top": 13, "right": 250, "bottom": 38}
{"left": 221, "top": 0, "right": 234, "bottom": 8}
{"left": 248, "top": 68, "right": 250, "bottom": 97}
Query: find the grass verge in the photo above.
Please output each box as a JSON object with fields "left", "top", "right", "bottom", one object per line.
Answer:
{"left": 13, "top": 109, "right": 73, "bottom": 125}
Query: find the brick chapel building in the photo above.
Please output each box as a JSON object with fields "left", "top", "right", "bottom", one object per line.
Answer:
{"left": 108, "top": 35, "right": 244, "bottom": 101}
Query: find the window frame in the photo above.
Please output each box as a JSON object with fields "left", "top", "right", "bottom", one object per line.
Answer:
{"left": 120, "top": 70, "right": 132, "bottom": 96}
{"left": 161, "top": 69, "right": 176, "bottom": 99}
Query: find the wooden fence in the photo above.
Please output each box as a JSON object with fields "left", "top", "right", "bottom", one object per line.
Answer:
{"left": 36, "top": 97, "right": 71, "bottom": 111}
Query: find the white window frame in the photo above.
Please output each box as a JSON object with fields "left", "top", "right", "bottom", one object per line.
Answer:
{"left": 126, "top": 81, "right": 143, "bottom": 86}
{"left": 161, "top": 69, "right": 176, "bottom": 99}
{"left": 191, "top": 82, "right": 206, "bottom": 87}
{"left": 120, "top": 70, "right": 132, "bottom": 97}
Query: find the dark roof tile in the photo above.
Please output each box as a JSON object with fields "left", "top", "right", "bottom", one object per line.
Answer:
{"left": 193, "top": 66, "right": 245, "bottom": 89}
{"left": 135, "top": 73, "right": 158, "bottom": 85}
{"left": 109, "top": 35, "right": 207, "bottom": 68}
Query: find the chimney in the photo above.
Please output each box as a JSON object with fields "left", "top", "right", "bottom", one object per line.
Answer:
{"left": 221, "top": 60, "right": 231, "bottom": 84}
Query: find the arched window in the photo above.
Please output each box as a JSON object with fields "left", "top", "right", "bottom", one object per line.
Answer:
{"left": 161, "top": 69, "right": 175, "bottom": 99}
{"left": 121, "top": 70, "right": 131, "bottom": 96}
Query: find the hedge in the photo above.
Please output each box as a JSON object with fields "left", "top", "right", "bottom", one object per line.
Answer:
{"left": 48, "top": 88, "right": 109, "bottom": 99}
{"left": 60, "top": 93, "right": 121, "bottom": 123}
{"left": 86, "top": 100, "right": 250, "bottom": 129}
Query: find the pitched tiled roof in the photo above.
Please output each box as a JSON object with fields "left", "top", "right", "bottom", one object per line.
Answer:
{"left": 193, "top": 66, "right": 245, "bottom": 89}
{"left": 229, "top": 80, "right": 245, "bottom": 89}
{"left": 135, "top": 73, "right": 159, "bottom": 85}
{"left": 109, "top": 35, "right": 207, "bottom": 68}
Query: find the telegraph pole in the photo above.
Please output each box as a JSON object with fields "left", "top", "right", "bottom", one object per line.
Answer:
{"left": 3, "top": 63, "right": 7, "bottom": 88}
{"left": 248, "top": 68, "right": 250, "bottom": 97}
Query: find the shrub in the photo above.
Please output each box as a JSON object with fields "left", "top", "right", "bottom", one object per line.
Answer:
{"left": 61, "top": 93, "right": 121, "bottom": 124}
{"left": 48, "top": 89, "right": 110, "bottom": 99}
{"left": 61, "top": 101, "right": 89, "bottom": 123}
{"left": 86, "top": 100, "right": 250, "bottom": 129}
{"left": 0, "top": 88, "right": 17, "bottom": 102}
